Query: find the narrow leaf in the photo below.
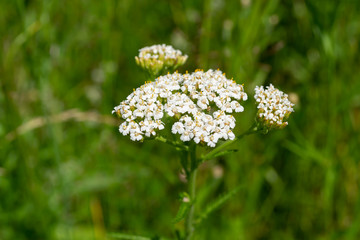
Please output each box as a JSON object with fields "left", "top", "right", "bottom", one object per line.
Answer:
{"left": 212, "top": 149, "right": 238, "bottom": 158}
{"left": 195, "top": 185, "right": 243, "bottom": 225}
{"left": 201, "top": 149, "right": 238, "bottom": 162}
{"left": 172, "top": 201, "right": 191, "bottom": 224}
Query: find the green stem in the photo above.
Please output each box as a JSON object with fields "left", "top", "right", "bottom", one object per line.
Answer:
{"left": 200, "top": 124, "right": 258, "bottom": 162}
{"left": 185, "top": 144, "right": 197, "bottom": 240}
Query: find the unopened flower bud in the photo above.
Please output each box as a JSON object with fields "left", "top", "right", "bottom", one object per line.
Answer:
{"left": 135, "top": 44, "right": 188, "bottom": 77}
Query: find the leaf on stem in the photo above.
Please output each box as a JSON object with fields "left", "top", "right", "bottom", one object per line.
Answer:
{"left": 200, "top": 149, "right": 238, "bottom": 163}
{"left": 212, "top": 149, "right": 238, "bottom": 159}
{"left": 172, "top": 192, "right": 191, "bottom": 224}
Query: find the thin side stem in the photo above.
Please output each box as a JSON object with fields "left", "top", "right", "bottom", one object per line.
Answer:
{"left": 200, "top": 124, "right": 258, "bottom": 162}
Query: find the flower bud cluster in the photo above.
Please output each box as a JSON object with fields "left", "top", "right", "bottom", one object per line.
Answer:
{"left": 135, "top": 44, "right": 188, "bottom": 76}
{"left": 254, "top": 84, "right": 295, "bottom": 130}
{"left": 113, "top": 70, "right": 247, "bottom": 147}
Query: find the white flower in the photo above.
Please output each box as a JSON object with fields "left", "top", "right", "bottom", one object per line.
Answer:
{"left": 197, "top": 96, "right": 209, "bottom": 110}
{"left": 227, "top": 130, "right": 235, "bottom": 140}
{"left": 207, "top": 135, "right": 219, "bottom": 147}
{"left": 180, "top": 131, "right": 193, "bottom": 142}
{"left": 119, "top": 121, "right": 131, "bottom": 136}
{"left": 155, "top": 120, "right": 165, "bottom": 130}
{"left": 231, "top": 101, "right": 244, "bottom": 112}
{"left": 172, "top": 122, "right": 185, "bottom": 134}
{"left": 130, "top": 131, "right": 143, "bottom": 141}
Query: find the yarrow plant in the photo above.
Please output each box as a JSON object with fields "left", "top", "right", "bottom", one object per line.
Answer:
{"left": 111, "top": 44, "right": 295, "bottom": 240}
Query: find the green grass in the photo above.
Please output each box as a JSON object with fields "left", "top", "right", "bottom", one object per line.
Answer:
{"left": 1, "top": 0, "right": 360, "bottom": 239}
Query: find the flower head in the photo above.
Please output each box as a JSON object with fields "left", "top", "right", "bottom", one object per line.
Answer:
{"left": 113, "top": 69, "right": 247, "bottom": 146}
{"left": 135, "top": 44, "right": 188, "bottom": 77}
{"left": 254, "top": 84, "right": 295, "bottom": 131}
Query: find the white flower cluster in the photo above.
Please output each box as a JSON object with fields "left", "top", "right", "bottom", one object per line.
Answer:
{"left": 135, "top": 44, "right": 188, "bottom": 76}
{"left": 254, "top": 84, "right": 295, "bottom": 130}
{"left": 138, "top": 44, "right": 186, "bottom": 61}
{"left": 113, "top": 82, "right": 165, "bottom": 141}
{"left": 113, "top": 70, "right": 248, "bottom": 147}
{"left": 171, "top": 111, "right": 236, "bottom": 147}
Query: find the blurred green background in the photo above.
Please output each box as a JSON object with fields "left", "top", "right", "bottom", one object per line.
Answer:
{"left": 1, "top": 0, "right": 360, "bottom": 239}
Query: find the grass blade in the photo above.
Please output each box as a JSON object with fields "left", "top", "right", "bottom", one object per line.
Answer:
{"left": 107, "top": 233, "right": 152, "bottom": 240}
